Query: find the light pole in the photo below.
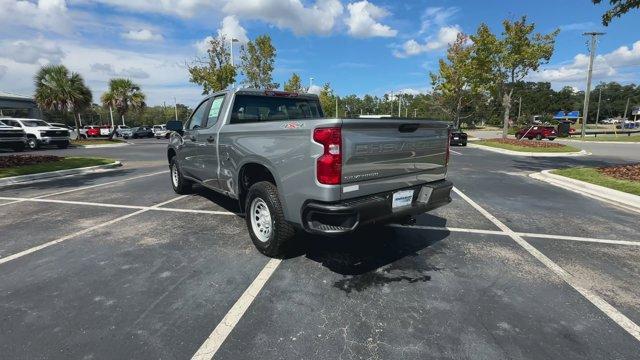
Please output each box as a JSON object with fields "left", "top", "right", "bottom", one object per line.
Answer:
{"left": 398, "top": 92, "right": 402, "bottom": 117}
{"left": 230, "top": 37, "right": 239, "bottom": 87}
{"left": 581, "top": 32, "right": 604, "bottom": 140}
{"left": 309, "top": 77, "right": 314, "bottom": 91}
{"left": 623, "top": 97, "right": 630, "bottom": 120}
{"left": 173, "top": 97, "right": 179, "bottom": 121}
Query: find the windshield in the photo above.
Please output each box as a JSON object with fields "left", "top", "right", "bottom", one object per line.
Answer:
{"left": 21, "top": 120, "right": 49, "bottom": 127}
{"left": 230, "top": 95, "right": 323, "bottom": 123}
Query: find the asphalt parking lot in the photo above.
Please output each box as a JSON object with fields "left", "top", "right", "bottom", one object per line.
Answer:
{"left": 1, "top": 138, "right": 640, "bottom": 359}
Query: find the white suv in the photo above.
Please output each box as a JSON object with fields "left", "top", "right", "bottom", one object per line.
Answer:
{"left": 0, "top": 118, "right": 70, "bottom": 150}
{"left": 153, "top": 124, "right": 169, "bottom": 139}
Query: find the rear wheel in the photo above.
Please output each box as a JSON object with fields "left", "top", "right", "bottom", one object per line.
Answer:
{"left": 245, "top": 181, "right": 295, "bottom": 257}
{"left": 169, "top": 157, "right": 192, "bottom": 194}
{"left": 536, "top": 134, "right": 543, "bottom": 141}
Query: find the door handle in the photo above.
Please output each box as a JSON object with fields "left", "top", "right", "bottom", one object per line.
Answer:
{"left": 206, "top": 136, "right": 215, "bottom": 143}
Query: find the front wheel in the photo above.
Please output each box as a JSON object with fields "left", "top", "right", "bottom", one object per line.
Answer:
{"left": 27, "top": 137, "right": 39, "bottom": 150}
{"left": 536, "top": 134, "right": 543, "bottom": 141}
{"left": 169, "top": 157, "right": 192, "bottom": 194}
{"left": 245, "top": 181, "right": 295, "bottom": 257}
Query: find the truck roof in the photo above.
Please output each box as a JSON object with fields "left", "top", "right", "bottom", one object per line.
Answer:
{"left": 203, "top": 87, "right": 320, "bottom": 101}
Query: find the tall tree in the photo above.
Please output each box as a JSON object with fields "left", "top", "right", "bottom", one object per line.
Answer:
{"left": 430, "top": 33, "right": 477, "bottom": 128}
{"left": 318, "top": 83, "right": 337, "bottom": 117}
{"left": 471, "top": 17, "right": 559, "bottom": 138}
{"left": 34, "top": 64, "right": 93, "bottom": 138}
{"left": 592, "top": 0, "right": 640, "bottom": 25}
{"left": 100, "top": 78, "right": 146, "bottom": 138}
{"left": 283, "top": 73, "right": 303, "bottom": 93}
{"left": 240, "top": 35, "right": 278, "bottom": 89}
{"left": 188, "top": 35, "right": 237, "bottom": 94}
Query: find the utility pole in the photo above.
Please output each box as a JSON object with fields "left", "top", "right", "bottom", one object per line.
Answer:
{"left": 309, "top": 77, "right": 314, "bottom": 91}
{"left": 623, "top": 97, "right": 630, "bottom": 120}
{"left": 390, "top": 92, "right": 393, "bottom": 116}
{"left": 173, "top": 97, "right": 179, "bottom": 121}
{"left": 398, "top": 93, "right": 402, "bottom": 117}
{"left": 414, "top": 109, "right": 417, "bottom": 118}
{"left": 335, "top": 97, "right": 338, "bottom": 118}
{"left": 595, "top": 88, "right": 602, "bottom": 126}
{"left": 581, "top": 32, "right": 604, "bottom": 140}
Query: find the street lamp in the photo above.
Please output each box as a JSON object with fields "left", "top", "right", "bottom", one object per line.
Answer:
{"left": 309, "top": 77, "right": 314, "bottom": 91}
{"left": 229, "top": 38, "right": 239, "bottom": 67}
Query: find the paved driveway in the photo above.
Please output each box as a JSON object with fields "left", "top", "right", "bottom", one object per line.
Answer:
{"left": 1, "top": 139, "right": 639, "bottom": 359}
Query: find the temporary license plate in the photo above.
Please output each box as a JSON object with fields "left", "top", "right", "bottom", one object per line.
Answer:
{"left": 392, "top": 190, "right": 414, "bottom": 209}
{"left": 453, "top": 137, "right": 459, "bottom": 140}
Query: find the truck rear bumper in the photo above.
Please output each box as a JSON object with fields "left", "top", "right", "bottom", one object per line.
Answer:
{"left": 301, "top": 180, "right": 453, "bottom": 235}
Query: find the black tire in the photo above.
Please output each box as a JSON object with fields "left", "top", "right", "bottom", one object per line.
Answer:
{"left": 535, "top": 134, "right": 543, "bottom": 141}
{"left": 548, "top": 137, "right": 555, "bottom": 141}
{"left": 26, "top": 137, "right": 39, "bottom": 150}
{"left": 462, "top": 141, "right": 467, "bottom": 146}
{"left": 245, "top": 181, "right": 295, "bottom": 258}
{"left": 57, "top": 141, "right": 69, "bottom": 149}
{"left": 516, "top": 134, "right": 522, "bottom": 140}
{"left": 527, "top": 136, "right": 534, "bottom": 140}
{"left": 169, "top": 157, "right": 192, "bottom": 194}
{"left": 133, "top": 134, "right": 138, "bottom": 139}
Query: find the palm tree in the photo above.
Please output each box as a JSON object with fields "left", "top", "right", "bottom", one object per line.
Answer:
{"left": 34, "top": 65, "right": 93, "bottom": 139}
{"left": 101, "top": 78, "right": 146, "bottom": 138}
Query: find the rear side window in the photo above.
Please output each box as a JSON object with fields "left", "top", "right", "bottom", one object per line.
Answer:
{"left": 205, "top": 96, "right": 225, "bottom": 127}
{"left": 230, "top": 95, "right": 323, "bottom": 124}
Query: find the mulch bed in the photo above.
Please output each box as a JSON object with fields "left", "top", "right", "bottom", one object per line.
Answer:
{"left": 0, "top": 155, "right": 64, "bottom": 168}
{"left": 486, "top": 138, "right": 566, "bottom": 148}
{"left": 598, "top": 164, "right": 640, "bottom": 182}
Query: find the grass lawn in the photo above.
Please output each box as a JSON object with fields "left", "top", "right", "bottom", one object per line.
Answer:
{"left": 0, "top": 157, "right": 115, "bottom": 178}
{"left": 566, "top": 135, "right": 640, "bottom": 142}
{"left": 475, "top": 140, "right": 581, "bottom": 153}
{"left": 552, "top": 167, "right": 640, "bottom": 196}
{"left": 71, "top": 139, "right": 124, "bottom": 146}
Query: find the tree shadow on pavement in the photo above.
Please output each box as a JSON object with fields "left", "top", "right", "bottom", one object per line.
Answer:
{"left": 510, "top": 156, "right": 635, "bottom": 173}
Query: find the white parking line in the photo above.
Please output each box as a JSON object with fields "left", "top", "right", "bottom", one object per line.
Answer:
{"left": 0, "top": 170, "right": 168, "bottom": 208}
{"left": 0, "top": 196, "right": 186, "bottom": 266}
{"left": 450, "top": 149, "right": 463, "bottom": 155}
{"left": 0, "top": 196, "right": 238, "bottom": 216}
{"left": 191, "top": 258, "right": 282, "bottom": 360}
{"left": 452, "top": 187, "right": 640, "bottom": 342}
{"left": 391, "top": 224, "right": 640, "bottom": 247}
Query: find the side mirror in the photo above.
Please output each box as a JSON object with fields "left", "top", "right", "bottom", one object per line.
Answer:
{"left": 166, "top": 120, "right": 183, "bottom": 134}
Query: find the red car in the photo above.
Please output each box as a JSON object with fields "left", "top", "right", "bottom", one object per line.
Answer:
{"left": 84, "top": 125, "right": 100, "bottom": 137}
{"left": 515, "top": 126, "right": 557, "bottom": 141}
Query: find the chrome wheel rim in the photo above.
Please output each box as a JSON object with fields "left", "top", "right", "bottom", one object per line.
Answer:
{"left": 171, "top": 164, "right": 179, "bottom": 188}
{"left": 250, "top": 197, "right": 272, "bottom": 242}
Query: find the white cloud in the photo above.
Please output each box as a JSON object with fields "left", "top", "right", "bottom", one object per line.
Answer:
{"left": 0, "top": 39, "right": 201, "bottom": 106}
{"left": 394, "top": 25, "right": 461, "bottom": 58}
{"left": 1, "top": 38, "right": 65, "bottom": 64}
{"left": 307, "top": 84, "right": 322, "bottom": 95}
{"left": 419, "top": 7, "right": 458, "bottom": 34}
{"left": 0, "top": 65, "right": 7, "bottom": 80}
{"left": 217, "top": 15, "right": 249, "bottom": 43}
{"left": 0, "top": 0, "right": 71, "bottom": 34}
{"left": 531, "top": 40, "right": 640, "bottom": 86}
{"left": 345, "top": 1, "right": 397, "bottom": 38}
{"left": 194, "top": 36, "right": 215, "bottom": 54}
{"left": 223, "top": 0, "right": 343, "bottom": 36}
{"left": 121, "top": 29, "right": 164, "bottom": 42}
{"left": 90, "top": 63, "right": 150, "bottom": 79}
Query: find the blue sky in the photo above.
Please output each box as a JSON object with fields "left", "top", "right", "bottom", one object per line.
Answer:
{"left": 0, "top": 0, "right": 638, "bottom": 107}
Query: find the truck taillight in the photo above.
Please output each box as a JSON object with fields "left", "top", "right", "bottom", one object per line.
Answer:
{"left": 313, "top": 127, "right": 341, "bottom": 185}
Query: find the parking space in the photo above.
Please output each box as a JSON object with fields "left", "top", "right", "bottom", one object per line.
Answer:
{"left": 1, "top": 141, "right": 640, "bottom": 359}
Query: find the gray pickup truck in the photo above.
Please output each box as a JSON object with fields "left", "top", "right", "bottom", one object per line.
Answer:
{"left": 166, "top": 89, "right": 452, "bottom": 256}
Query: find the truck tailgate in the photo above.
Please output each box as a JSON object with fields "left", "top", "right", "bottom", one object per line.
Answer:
{"left": 340, "top": 119, "right": 449, "bottom": 198}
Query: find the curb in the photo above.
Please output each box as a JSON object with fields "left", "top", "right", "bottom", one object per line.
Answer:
{"left": 529, "top": 170, "right": 640, "bottom": 214}
{"left": 559, "top": 139, "right": 640, "bottom": 145}
{"left": 468, "top": 143, "right": 590, "bottom": 157}
{"left": 0, "top": 161, "right": 123, "bottom": 188}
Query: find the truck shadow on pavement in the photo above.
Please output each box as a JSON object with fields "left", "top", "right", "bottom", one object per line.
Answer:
{"left": 0, "top": 168, "right": 140, "bottom": 193}
{"left": 289, "top": 216, "right": 450, "bottom": 293}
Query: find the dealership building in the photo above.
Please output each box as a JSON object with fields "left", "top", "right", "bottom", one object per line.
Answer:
{"left": 0, "top": 91, "right": 41, "bottom": 119}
